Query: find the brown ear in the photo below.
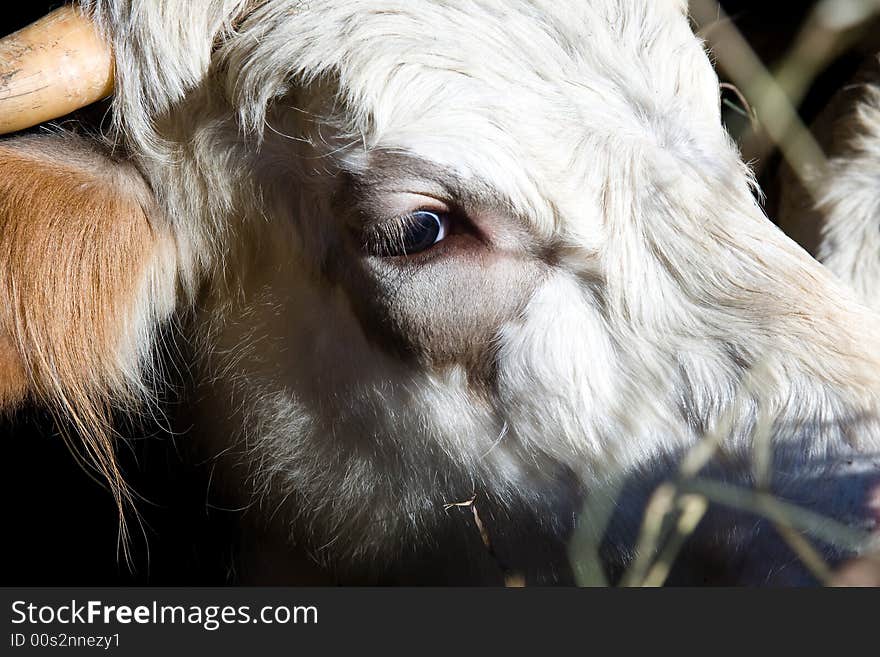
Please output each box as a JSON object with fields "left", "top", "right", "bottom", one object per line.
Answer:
{"left": 0, "top": 133, "right": 177, "bottom": 520}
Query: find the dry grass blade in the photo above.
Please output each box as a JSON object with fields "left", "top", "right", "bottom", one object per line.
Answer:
{"left": 641, "top": 494, "right": 709, "bottom": 588}
{"left": 680, "top": 477, "right": 871, "bottom": 552}
{"left": 690, "top": 0, "right": 830, "bottom": 190}
{"left": 568, "top": 478, "right": 625, "bottom": 587}
{"left": 619, "top": 483, "right": 679, "bottom": 587}
{"left": 445, "top": 495, "right": 526, "bottom": 586}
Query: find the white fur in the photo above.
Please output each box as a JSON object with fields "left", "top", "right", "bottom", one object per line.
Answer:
{"left": 78, "top": 0, "right": 880, "bottom": 574}
{"left": 815, "top": 78, "right": 880, "bottom": 311}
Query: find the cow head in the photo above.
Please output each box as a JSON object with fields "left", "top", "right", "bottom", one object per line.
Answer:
{"left": 2, "top": 1, "right": 879, "bottom": 582}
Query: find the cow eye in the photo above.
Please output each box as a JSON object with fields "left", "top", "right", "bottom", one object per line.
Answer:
{"left": 369, "top": 210, "right": 450, "bottom": 257}
{"left": 399, "top": 210, "right": 448, "bottom": 253}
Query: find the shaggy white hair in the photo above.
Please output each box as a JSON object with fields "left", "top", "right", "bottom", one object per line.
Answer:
{"left": 815, "top": 64, "right": 880, "bottom": 312}
{"left": 66, "top": 0, "right": 880, "bottom": 582}
{"left": 776, "top": 56, "right": 880, "bottom": 313}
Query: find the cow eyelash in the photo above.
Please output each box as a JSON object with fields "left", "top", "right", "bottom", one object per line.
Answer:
{"left": 365, "top": 209, "right": 453, "bottom": 258}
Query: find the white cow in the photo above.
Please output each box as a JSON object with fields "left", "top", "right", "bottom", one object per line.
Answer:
{"left": 1, "top": 1, "right": 879, "bottom": 584}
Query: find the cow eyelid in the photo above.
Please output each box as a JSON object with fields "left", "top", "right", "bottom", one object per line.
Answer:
{"left": 366, "top": 209, "right": 451, "bottom": 257}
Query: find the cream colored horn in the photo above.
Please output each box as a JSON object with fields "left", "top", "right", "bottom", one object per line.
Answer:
{"left": 0, "top": 6, "right": 114, "bottom": 135}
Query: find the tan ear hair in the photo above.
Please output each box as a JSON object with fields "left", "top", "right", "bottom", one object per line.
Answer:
{"left": 0, "top": 333, "right": 27, "bottom": 407}
{"left": 0, "top": 134, "right": 177, "bottom": 546}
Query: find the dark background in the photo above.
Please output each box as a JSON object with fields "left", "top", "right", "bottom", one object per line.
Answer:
{"left": 1, "top": 1, "right": 873, "bottom": 585}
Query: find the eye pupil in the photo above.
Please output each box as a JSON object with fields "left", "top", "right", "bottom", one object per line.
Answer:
{"left": 400, "top": 210, "right": 445, "bottom": 254}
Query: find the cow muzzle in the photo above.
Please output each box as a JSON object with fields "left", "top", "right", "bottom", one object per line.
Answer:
{"left": 0, "top": 6, "right": 114, "bottom": 135}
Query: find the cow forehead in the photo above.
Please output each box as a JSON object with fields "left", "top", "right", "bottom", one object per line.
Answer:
{"left": 232, "top": 0, "right": 719, "bottom": 141}
{"left": 231, "top": 0, "right": 724, "bottom": 236}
